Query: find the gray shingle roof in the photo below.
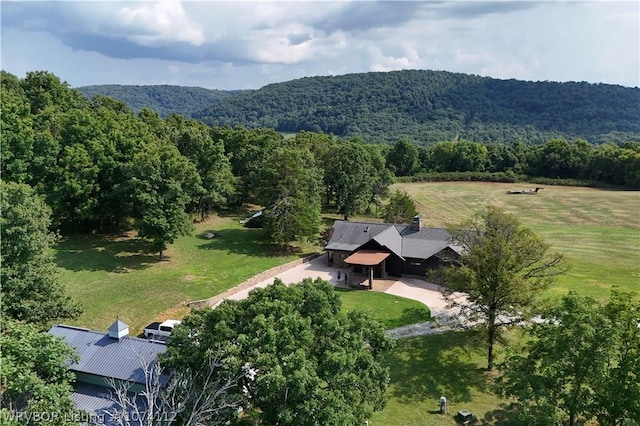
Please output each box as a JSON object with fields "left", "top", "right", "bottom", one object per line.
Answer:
{"left": 49, "top": 325, "right": 168, "bottom": 386}
{"left": 325, "top": 220, "right": 457, "bottom": 260}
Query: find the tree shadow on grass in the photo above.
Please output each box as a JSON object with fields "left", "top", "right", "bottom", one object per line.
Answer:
{"left": 476, "top": 402, "right": 520, "bottom": 425}
{"left": 197, "top": 228, "right": 294, "bottom": 258}
{"left": 55, "top": 234, "right": 157, "bottom": 273}
{"left": 388, "top": 330, "right": 490, "bottom": 406}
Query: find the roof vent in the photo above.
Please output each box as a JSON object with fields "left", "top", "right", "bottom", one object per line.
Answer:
{"left": 108, "top": 319, "right": 129, "bottom": 340}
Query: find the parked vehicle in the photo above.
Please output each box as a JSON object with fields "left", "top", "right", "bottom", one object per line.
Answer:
{"left": 143, "top": 319, "right": 181, "bottom": 340}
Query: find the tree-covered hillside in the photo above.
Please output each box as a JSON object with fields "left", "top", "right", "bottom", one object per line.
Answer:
{"left": 77, "top": 84, "right": 246, "bottom": 117}
{"left": 193, "top": 70, "right": 640, "bottom": 145}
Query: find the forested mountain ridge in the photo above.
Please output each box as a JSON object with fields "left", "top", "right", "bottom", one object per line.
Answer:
{"left": 193, "top": 69, "right": 640, "bottom": 145}
{"left": 77, "top": 84, "right": 246, "bottom": 117}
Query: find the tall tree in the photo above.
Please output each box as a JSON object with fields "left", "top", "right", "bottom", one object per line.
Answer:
{"left": 167, "top": 115, "right": 236, "bottom": 219}
{"left": 129, "top": 141, "right": 203, "bottom": 260}
{"left": 441, "top": 206, "right": 566, "bottom": 370}
{"left": 386, "top": 138, "right": 419, "bottom": 176}
{"left": 383, "top": 190, "right": 418, "bottom": 224}
{"left": 325, "top": 141, "right": 376, "bottom": 220}
{"left": 0, "top": 319, "right": 80, "bottom": 426}
{"left": 166, "top": 278, "right": 393, "bottom": 426}
{"left": 0, "top": 181, "right": 81, "bottom": 325}
{"left": 496, "top": 290, "right": 640, "bottom": 426}
{"left": 256, "top": 145, "right": 323, "bottom": 248}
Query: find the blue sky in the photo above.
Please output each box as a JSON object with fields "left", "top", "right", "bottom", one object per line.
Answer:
{"left": 2, "top": 1, "right": 638, "bottom": 90}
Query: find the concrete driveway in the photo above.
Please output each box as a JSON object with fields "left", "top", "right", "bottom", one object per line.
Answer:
{"left": 227, "top": 255, "right": 460, "bottom": 320}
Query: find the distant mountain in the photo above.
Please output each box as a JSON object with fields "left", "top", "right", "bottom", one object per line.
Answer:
{"left": 193, "top": 70, "right": 640, "bottom": 145}
{"left": 76, "top": 84, "right": 248, "bottom": 117}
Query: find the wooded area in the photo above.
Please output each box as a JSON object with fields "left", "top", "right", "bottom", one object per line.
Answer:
{"left": 82, "top": 70, "right": 640, "bottom": 145}
{"left": 3, "top": 70, "right": 639, "bottom": 249}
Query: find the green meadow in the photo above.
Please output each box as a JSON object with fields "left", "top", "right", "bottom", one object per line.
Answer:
{"left": 394, "top": 181, "right": 640, "bottom": 299}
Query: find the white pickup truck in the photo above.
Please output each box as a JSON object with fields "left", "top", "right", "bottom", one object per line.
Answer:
{"left": 143, "top": 319, "right": 181, "bottom": 341}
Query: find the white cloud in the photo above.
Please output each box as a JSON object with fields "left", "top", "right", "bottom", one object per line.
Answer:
{"left": 118, "top": 0, "right": 205, "bottom": 46}
{"left": 1, "top": 1, "right": 638, "bottom": 89}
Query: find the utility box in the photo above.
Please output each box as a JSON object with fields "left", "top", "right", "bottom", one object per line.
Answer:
{"left": 439, "top": 396, "right": 447, "bottom": 414}
{"left": 457, "top": 409, "right": 473, "bottom": 424}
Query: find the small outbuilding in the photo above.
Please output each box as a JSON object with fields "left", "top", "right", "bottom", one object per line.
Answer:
{"left": 48, "top": 320, "right": 169, "bottom": 424}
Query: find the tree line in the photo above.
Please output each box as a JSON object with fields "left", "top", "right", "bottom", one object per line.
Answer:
{"left": 3, "top": 71, "right": 639, "bottom": 256}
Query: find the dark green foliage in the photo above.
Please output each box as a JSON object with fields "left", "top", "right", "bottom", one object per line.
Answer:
{"left": 193, "top": 70, "right": 640, "bottom": 144}
{"left": 0, "top": 319, "right": 80, "bottom": 425}
{"left": 256, "top": 145, "right": 323, "bottom": 247}
{"left": 165, "top": 115, "right": 236, "bottom": 219}
{"left": 325, "top": 141, "right": 384, "bottom": 219}
{"left": 496, "top": 290, "right": 640, "bottom": 426}
{"left": 441, "top": 206, "right": 566, "bottom": 370}
{"left": 386, "top": 139, "right": 419, "bottom": 176}
{"left": 129, "top": 140, "right": 204, "bottom": 260}
{"left": 214, "top": 126, "right": 284, "bottom": 203}
{"left": 0, "top": 181, "right": 81, "bottom": 325}
{"left": 383, "top": 190, "right": 418, "bottom": 224}
{"left": 77, "top": 84, "right": 245, "bottom": 117}
{"left": 166, "top": 278, "right": 394, "bottom": 426}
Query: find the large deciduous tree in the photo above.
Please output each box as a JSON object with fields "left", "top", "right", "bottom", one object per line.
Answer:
{"left": 167, "top": 115, "right": 236, "bottom": 220}
{"left": 325, "top": 141, "right": 378, "bottom": 220}
{"left": 383, "top": 190, "right": 418, "bottom": 224}
{"left": 256, "top": 145, "right": 323, "bottom": 248}
{"left": 386, "top": 138, "right": 419, "bottom": 176}
{"left": 441, "top": 206, "right": 566, "bottom": 370}
{"left": 0, "top": 319, "right": 79, "bottom": 425}
{"left": 496, "top": 290, "right": 640, "bottom": 426}
{"left": 0, "top": 181, "right": 81, "bottom": 325}
{"left": 166, "top": 278, "right": 394, "bottom": 425}
{"left": 129, "top": 140, "right": 203, "bottom": 260}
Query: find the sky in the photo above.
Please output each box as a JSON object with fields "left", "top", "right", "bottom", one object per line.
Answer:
{"left": 1, "top": 1, "right": 639, "bottom": 90}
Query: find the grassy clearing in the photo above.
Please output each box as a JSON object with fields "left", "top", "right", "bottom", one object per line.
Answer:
{"left": 335, "top": 287, "right": 431, "bottom": 329}
{"left": 373, "top": 331, "right": 522, "bottom": 426}
{"left": 56, "top": 215, "right": 308, "bottom": 333}
{"left": 394, "top": 182, "right": 640, "bottom": 299}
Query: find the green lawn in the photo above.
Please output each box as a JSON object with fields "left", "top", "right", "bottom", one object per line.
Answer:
{"left": 373, "top": 331, "right": 521, "bottom": 426}
{"left": 394, "top": 182, "right": 640, "bottom": 300}
{"left": 55, "top": 216, "right": 307, "bottom": 333}
{"left": 335, "top": 287, "right": 431, "bottom": 329}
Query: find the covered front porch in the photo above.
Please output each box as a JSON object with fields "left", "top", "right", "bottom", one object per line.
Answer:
{"left": 343, "top": 249, "right": 391, "bottom": 290}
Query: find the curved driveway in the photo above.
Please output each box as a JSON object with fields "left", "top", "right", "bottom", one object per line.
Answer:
{"left": 226, "top": 255, "right": 460, "bottom": 320}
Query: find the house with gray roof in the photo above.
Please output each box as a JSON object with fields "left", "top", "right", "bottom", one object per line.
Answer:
{"left": 48, "top": 320, "right": 169, "bottom": 424}
{"left": 325, "top": 216, "right": 462, "bottom": 287}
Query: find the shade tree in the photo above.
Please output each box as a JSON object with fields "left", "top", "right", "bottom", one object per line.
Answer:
{"left": 440, "top": 206, "right": 566, "bottom": 370}
{"left": 496, "top": 289, "right": 640, "bottom": 426}
{"left": 166, "top": 278, "right": 394, "bottom": 425}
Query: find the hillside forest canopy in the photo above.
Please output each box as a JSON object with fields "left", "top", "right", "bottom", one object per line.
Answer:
{"left": 2, "top": 70, "right": 639, "bottom": 252}
{"left": 80, "top": 69, "right": 640, "bottom": 146}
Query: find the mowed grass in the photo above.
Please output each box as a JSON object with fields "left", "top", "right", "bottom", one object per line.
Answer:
{"left": 373, "top": 331, "right": 519, "bottom": 426}
{"left": 395, "top": 182, "right": 640, "bottom": 300}
{"left": 335, "top": 287, "right": 431, "bottom": 329}
{"left": 56, "top": 215, "right": 307, "bottom": 333}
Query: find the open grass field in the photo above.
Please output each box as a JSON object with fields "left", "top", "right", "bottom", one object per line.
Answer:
{"left": 55, "top": 215, "right": 308, "bottom": 333}
{"left": 394, "top": 181, "right": 640, "bottom": 300}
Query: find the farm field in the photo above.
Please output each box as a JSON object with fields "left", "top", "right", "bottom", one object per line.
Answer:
{"left": 394, "top": 181, "right": 640, "bottom": 299}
